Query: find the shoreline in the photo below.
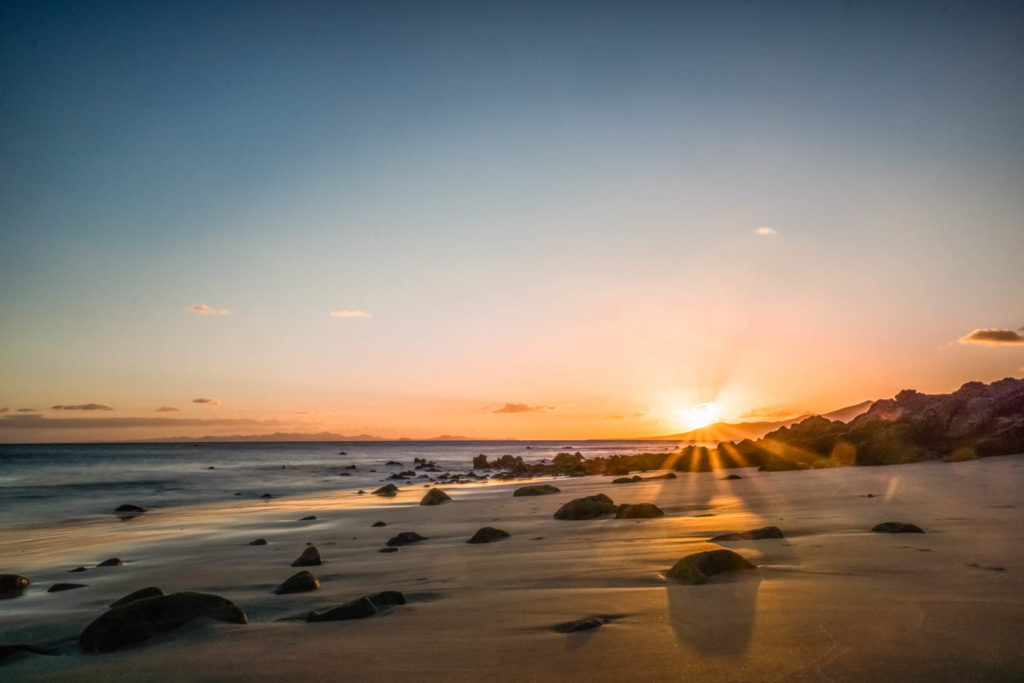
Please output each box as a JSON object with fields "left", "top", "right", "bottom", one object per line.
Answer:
{"left": 3, "top": 455, "right": 1023, "bottom": 681}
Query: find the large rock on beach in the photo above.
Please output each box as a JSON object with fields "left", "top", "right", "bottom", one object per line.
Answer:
{"left": 467, "top": 527, "right": 510, "bottom": 544}
{"left": 553, "top": 494, "right": 617, "bottom": 520}
{"left": 513, "top": 484, "right": 561, "bottom": 497}
{"left": 420, "top": 488, "right": 451, "bottom": 505}
{"left": 615, "top": 503, "right": 664, "bottom": 519}
{"left": 710, "top": 526, "right": 784, "bottom": 541}
{"left": 872, "top": 522, "right": 925, "bottom": 534}
{"left": 0, "top": 575, "right": 30, "bottom": 599}
{"left": 79, "top": 591, "right": 247, "bottom": 653}
{"left": 291, "top": 546, "right": 323, "bottom": 567}
{"left": 274, "top": 571, "right": 320, "bottom": 595}
{"left": 386, "top": 532, "right": 428, "bottom": 547}
{"left": 372, "top": 484, "right": 399, "bottom": 497}
{"left": 667, "top": 549, "right": 756, "bottom": 585}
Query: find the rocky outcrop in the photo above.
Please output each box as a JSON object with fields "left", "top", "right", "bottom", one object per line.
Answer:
{"left": 0, "top": 575, "right": 30, "bottom": 599}
{"left": 710, "top": 526, "right": 784, "bottom": 541}
{"left": 419, "top": 488, "right": 451, "bottom": 505}
{"left": 372, "top": 484, "right": 399, "bottom": 497}
{"left": 291, "top": 546, "right": 323, "bottom": 567}
{"left": 79, "top": 592, "right": 247, "bottom": 653}
{"left": 553, "top": 494, "right": 617, "bottom": 520}
{"left": 615, "top": 503, "right": 664, "bottom": 519}
{"left": 467, "top": 527, "right": 510, "bottom": 543}
{"left": 513, "top": 484, "right": 561, "bottom": 497}
{"left": 666, "top": 549, "right": 756, "bottom": 584}
{"left": 872, "top": 522, "right": 924, "bottom": 534}
{"left": 274, "top": 571, "right": 319, "bottom": 594}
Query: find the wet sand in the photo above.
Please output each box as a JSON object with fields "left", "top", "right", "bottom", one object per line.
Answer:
{"left": 3, "top": 455, "right": 1023, "bottom": 681}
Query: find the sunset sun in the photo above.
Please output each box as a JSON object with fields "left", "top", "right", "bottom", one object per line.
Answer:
{"left": 674, "top": 402, "right": 720, "bottom": 431}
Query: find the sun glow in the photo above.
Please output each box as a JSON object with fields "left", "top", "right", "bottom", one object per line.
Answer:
{"left": 674, "top": 402, "right": 720, "bottom": 431}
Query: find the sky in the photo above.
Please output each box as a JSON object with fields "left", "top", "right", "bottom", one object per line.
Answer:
{"left": 1, "top": 0, "right": 1022, "bottom": 443}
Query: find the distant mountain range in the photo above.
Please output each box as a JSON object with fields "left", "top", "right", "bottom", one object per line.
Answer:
{"left": 636, "top": 400, "right": 874, "bottom": 442}
{"left": 144, "top": 431, "right": 476, "bottom": 443}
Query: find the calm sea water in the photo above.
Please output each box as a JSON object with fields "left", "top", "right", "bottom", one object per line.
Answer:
{"left": 0, "top": 441, "right": 674, "bottom": 525}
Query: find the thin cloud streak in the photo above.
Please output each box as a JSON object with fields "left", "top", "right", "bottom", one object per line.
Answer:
{"left": 755, "top": 227, "right": 777, "bottom": 236}
{"left": 51, "top": 403, "right": 114, "bottom": 411}
{"left": 330, "top": 310, "right": 371, "bottom": 318}
{"left": 492, "top": 402, "right": 554, "bottom": 414}
{"left": 193, "top": 398, "right": 220, "bottom": 405}
{"left": 156, "top": 406, "right": 180, "bottom": 412}
{"left": 186, "top": 304, "right": 230, "bottom": 315}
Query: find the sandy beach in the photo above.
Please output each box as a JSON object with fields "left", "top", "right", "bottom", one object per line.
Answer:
{"left": 2, "top": 454, "right": 1023, "bottom": 682}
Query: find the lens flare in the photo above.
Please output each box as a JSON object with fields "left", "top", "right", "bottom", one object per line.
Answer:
{"left": 674, "top": 402, "right": 719, "bottom": 431}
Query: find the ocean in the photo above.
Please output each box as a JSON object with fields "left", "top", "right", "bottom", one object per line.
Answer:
{"left": 0, "top": 440, "right": 675, "bottom": 525}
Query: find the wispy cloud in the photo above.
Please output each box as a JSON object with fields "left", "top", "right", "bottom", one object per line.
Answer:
{"left": 492, "top": 402, "right": 554, "bottom": 414}
{"left": 17, "top": 408, "right": 35, "bottom": 412}
{"left": 193, "top": 398, "right": 220, "bottom": 405}
{"left": 958, "top": 327, "right": 1024, "bottom": 345}
{"left": 186, "top": 304, "right": 230, "bottom": 315}
{"left": 754, "top": 226, "right": 777, "bottom": 236}
{"left": 0, "top": 415, "right": 282, "bottom": 430}
{"left": 330, "top": 310, "right": 371, "bottom": 318}
{"left": 156, "top": 406, "right": 180, "bottom": 412}
{"left": 51, "top": 403, "right": 114, "bottom": 411}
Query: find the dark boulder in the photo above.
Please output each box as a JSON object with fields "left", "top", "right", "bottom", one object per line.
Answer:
{"left": 553, "top": 494, "right": 617, "bottom": 520}
{"left": 110, "top": 587, "right": 164, "bottom": 608}
{"left": 612, "top": 475, "right": 642, "bottom": 484}
{"left": 79, "top": 591, "right": 247, "bottom": 653}
{"left": 420, "top": 488, "right": 452, "bottom": 506}
{"left": 385, "top": 460, "right": 403, "bottom": 466}
{"left": 386, "top": 532, "right": 428, "bottom": 547}
{"left": 472, "top": 454, "right": 489, "bottom": 469}
{"left": 372, "top": 484, "right": 399, "bottom": 497}
{"left": 646, "top": 472, "right": 677, "bottom": 480}
{"left": 249, "top": 538, "right": 268, "bottom": 546}
{"left": 872, "top": 522, "right": 924, "bottom": 534}
{"left": 513, "top": 484, "right": 561, "bottom": 497}
{"left": 114, "top": 504, "right": 145, "bottom": 514}
{"left": 378, "top": 547, "right": 399, "bottom": 553}
{"left": 48, "top": 583, "right": 87, "bottom": 593}
{"left": 69, "top": 566, "right": 87, "bottom": 573}
{"left": 97, "top": 558, "right": 123, "bottom": 568}
{"left": 274, "top": 571, "right": 320, "bottom": 595}
{"left": 615, "top": 503, "right": 664, "bottom": 519}
{"left": 666, "top": 549, "right": 756, "bottom": 584}
{"left": 710, "top": 526, "right": 784, "bottom": 541}
{"left": 299, "top": 515, "right": 317, "bottom": 521}
{"left": 291, "top": 546, "right": 323, "bottom": 567}
{"left": 307, "top": 596, "right": 376, "bottom": 622}
{"left": 260, "top": 493, "right": 273, "bottom": 499}
{"left": 723, "top": 474, "right": 743, "bottom": 480}
{"left": 372, "top": 521, "right": 387, "bottom": 527}
{"left": 467, "top": 527, "right": 510, "bottom": 544}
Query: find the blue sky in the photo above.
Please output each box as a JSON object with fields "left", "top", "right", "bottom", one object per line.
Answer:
{"left": 1, "top": 1, "right": 1022, "bottom": 441}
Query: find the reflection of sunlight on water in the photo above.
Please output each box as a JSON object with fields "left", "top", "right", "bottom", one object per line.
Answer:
{"left": 885, "top": 476, "right": 900, "bottom": 501}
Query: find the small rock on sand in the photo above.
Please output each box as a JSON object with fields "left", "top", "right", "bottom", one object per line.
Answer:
{"left": 553, "top": 494, "right": 617, "bottom": 520}
{"left": 420, "top": 488, "right": 451, "bottom": 506}
{"left": 274, "top": 571, "right": 320, "bottom": 595}
{"left": 551, "top": 615, "right": 617, "bottom": 633}
{"left": 0, "top": 575, "right": 30, "bottom": 599}
{"left": 513, "top": 484, "right": 561, "bottom": 497}
{"left": 47, "top": 583, "right": 87, "bottom": 593}
{"left": 386, "top": 532, "right": 428, "bottom": 547}
{"left": 372, "top": 521, "right": 387, "bottom": 527}
{"left": 615, "top": 503, "right": 664, "bottom": 519}
{"left": 723, "top": 474, "right": 743, "bottom": 480}
{"left": 307, "top": 596, "right": 376, "bottom": 622}
{"left": 467, "top": 527, "right": 510, "bottom": 544}
{"left": 299, "top": 515, "right": 317, "bottom": 521}
{"left": 667, "top": 549, "right": 756, "bottom": 585}
{"left": 291, "top": 546, "right": 324, "bottom": 567}
{"left": 710, "top": 526, "right": 784, "bottom": 541}
{"left": 97, "top": 558, "right": 123, "bottom": 568}
{"left": 260, "top": 493, "right": 273, "bottom": 499}
{"left": 249, "top": 538, "right": 268, "bottom": 546}
{"left": 69, "top": 566, "right": 87, "bottom": 573}
{"left": 79, "top": 591, "right": 247, "bottom": 653}
{"left": 372, "top": 484, "right": 399, "bottom": 497}
{"left": 379, "top": 547, "right": 399, "bottom": 553}
{"left": 612, "top": 475, "right": 642, "bottom": 484}
{"left": 872, "top": 522, "right": 925, "bottom": 534}
{"left": 114, "top": 504, "right": 146, "bottom": 514}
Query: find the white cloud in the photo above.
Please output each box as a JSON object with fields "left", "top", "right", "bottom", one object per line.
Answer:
{"left": 754, "top": 227, "right": 777, "bottom": 236}
{"left": 330, "top": 310, "right": 371, "bottom": 318}
{"left": 186, "top": 304, "right": 230, "bottom": 315}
